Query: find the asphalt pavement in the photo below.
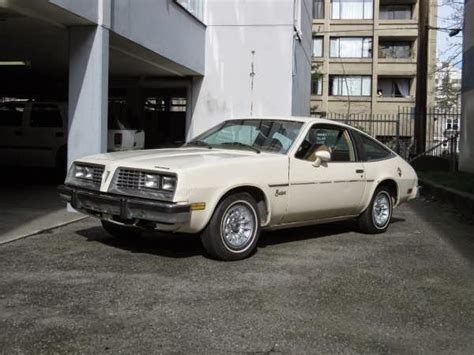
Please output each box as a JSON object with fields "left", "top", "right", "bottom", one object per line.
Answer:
{"left": 0, "top": 198, "right": 473, "bottom": 353}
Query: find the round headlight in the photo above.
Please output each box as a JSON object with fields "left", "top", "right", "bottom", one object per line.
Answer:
{"left": 144, "top": 174, "right": 160, "bottom": 189}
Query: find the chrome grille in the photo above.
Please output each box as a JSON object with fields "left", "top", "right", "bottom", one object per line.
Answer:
{"left": 91, "top": 166, "right": 104, "bottom": 185}
{"left": 110, "top": 168, "right": 175, "bottom": 201}
{"left": 116, "top": 168, "right": 146, "bottom": 189}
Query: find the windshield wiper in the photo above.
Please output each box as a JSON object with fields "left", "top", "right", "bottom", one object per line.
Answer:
{"left": 185, "top": 140, "right": 213, "bottom": 149}
{"left": 219, "top": 142, "right": 261, "bottom": 154}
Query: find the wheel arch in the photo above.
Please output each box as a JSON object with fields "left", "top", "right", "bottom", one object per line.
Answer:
{"left": 361, "top": 178, "right": 399, "bottom": 213}
{"left": 377, "top": 179, "right": 399, "bottom": 205}
{"left": 211, "top": 185, "right": 271, "bottom": 227}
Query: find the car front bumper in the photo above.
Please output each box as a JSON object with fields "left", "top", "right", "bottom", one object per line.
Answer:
{"left": 58, "top": 185, "right": 191, "bottom": 228}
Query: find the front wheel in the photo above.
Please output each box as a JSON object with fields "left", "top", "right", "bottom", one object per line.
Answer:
{"left": 358, "top": 187, "right": 393, "bottom": 234}
{"left": 200, "top": 192, "right": 260, "bottom": 261}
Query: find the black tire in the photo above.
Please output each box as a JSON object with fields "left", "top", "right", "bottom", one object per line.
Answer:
{"left": 101, "top": 220, "right": 142, "bottom": 239}
{"left": 200, "top": 192, "right": 261, "bottom": 261}
{"left": 358, "top": 186, "right": 393, "bottom": 234}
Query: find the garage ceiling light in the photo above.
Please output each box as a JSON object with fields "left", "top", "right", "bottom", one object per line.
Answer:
{"left": 0, "top": 61, "right": 30, "bottom": 66}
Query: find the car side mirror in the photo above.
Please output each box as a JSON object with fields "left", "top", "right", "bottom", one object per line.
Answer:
{"left": 312, "top": 150, "right": 331, "bottom": 167}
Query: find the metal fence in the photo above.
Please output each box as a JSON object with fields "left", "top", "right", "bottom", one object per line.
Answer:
{"left": 326, "top": 107, "right": 461, "bottom": 161}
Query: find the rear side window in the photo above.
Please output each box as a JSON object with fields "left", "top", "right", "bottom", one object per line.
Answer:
{"left": 0, "top": 103, "right": 25, "bottom": 127}
{"left": 30, "top": 104, "right": 63, "bottom": 128}
{"left": 356, "top": 132, "right": 393, "bottom": 161}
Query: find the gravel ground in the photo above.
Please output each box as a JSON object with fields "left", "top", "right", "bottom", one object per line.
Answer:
{"left": 0, "top": 198, "right": 473, "bottom": 354}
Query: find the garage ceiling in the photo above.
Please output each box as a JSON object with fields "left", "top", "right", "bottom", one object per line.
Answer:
{"left": 0, "top": 6, "right": 193, "bottom": 97}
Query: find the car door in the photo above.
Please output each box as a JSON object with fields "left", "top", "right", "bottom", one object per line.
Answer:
{"left": 284, "top": 124, "right": 367, "bottom": 223}
{"left": 23, "top": 102, "right": 66, "bottom": 167}
{"left": 0, "top": 101, "right": 27, "bottom": 166}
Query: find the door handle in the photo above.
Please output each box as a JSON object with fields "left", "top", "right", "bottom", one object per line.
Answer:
{"left": 14, "top": 130, "right": 23, "bottom": 136}
{"left": 356, "top": 169, "right": 364, "bottom": 174}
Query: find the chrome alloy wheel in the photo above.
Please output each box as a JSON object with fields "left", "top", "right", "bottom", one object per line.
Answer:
{"left": 220, "top": 201, "right": 257, "bottom": 252}
{"left": 372, "top": 192, "right": 391, "bottom": 228}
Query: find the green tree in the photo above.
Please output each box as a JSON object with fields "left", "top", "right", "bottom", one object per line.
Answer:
{"left": 436, "top": 69, "right": 460, "bottom": 110}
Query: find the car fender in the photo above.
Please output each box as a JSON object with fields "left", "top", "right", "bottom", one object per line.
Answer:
{"left": 359, "top": 176, "right": 400, "bottom": 214}
{"left": 186, "top": 181, "right": 273, "bottom": 233}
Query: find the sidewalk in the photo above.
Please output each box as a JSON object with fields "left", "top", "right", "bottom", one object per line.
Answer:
{"left": 419, "top": 178, "right": 474, "bottom": 217}
{"left": 0, "top": 185, "right": 86, "bottom": 245}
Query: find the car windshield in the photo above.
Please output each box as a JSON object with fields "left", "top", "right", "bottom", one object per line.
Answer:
{"left": 186, "top": 119, "right": 304, "bottom": 154}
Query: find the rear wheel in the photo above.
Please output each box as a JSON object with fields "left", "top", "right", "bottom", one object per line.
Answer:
{"left": 358, "top": 187, "right": 393, "bottom": 234}
{"left": 200, "top": 192, "right": 260, "bottom": 261}
{"left": 101, "top": 220, "right": 142, "bottom": 239}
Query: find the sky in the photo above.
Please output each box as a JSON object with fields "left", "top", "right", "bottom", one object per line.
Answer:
{"left": 436, "top": 2, "right": 463, "bottom": 68}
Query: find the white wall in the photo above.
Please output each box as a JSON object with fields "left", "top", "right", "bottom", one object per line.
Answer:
{"left": 188, "top": 0, "right": 311, "bottom": 138}
{"left": 111, "top": 0, "right": 206, "bottom": 75}
{"left": 292, "top": 0, "right": 312, "bottom": 116}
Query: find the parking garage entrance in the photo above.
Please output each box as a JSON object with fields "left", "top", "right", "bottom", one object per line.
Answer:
{"left": 0, "top": 5, "right": 193, "bottom": 243}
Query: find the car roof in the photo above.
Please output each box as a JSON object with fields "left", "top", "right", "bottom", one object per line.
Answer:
{"left": 228, "top": 116, "right": 349, "bottom": 126}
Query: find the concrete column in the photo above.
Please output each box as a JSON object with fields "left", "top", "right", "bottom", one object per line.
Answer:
{"left": 67, "top": 25, "right": 109, "bottom": 167}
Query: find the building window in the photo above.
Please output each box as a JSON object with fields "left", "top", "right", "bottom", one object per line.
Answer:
{"left": 377, "top": 78, "right": 411, "bottom": 97}
{"left": 380, "top": 5, "right": 412, "bottom": 20}
{"left": 331, "top": 0, "right": 373, "bottom": 20}
{"left": 329, "top": 75, "right": 372, "bottom": 96}
{"left": 313, "top": 0, "right": 324, "bottom": 19}
{"left": 175, "top": 0, "right": 204, "bottom": 21}
{"left": 313, "top": 37, "right": 324, "bottom": 57}
{"left": 312, "top": 77, "right": 323, "bottom": 95}
{"left": 378, "top": 41, "right": 412, "bottom": 58}
{"left": 330, "top": 37, "right": 372, "bottom": 58}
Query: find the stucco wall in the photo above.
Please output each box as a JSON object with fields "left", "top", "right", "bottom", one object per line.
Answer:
{"left": 292, "top": 0, "right": 312, "bottom": 116}
{"left": 111, "top": 0, "right": 205, "bottom": 75}
{"left": 459, "top": 0, "right": 474, "bottom": 173}
{"left": 189, "top": 0, "right": 311, "bottom": 137}
{"left": 49, "top": 0, "right": 99, "bottom": 23}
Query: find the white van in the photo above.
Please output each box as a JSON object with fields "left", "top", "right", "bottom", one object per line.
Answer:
{"left": 0, "top": 100, "right": 145, "bottom": 169}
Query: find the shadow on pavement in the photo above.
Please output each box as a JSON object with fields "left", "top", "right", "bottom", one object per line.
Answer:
{"left": 0, "top": 166, "right": 78, "bottom": 243}
{"left": 408, "top": 199, "right": 474, "bottom": 266}
{"left": 75, "top": 216, "right": 406, "bottom": 258}
{"left": 76, "top": 226, "right": 204, "bottom": 258}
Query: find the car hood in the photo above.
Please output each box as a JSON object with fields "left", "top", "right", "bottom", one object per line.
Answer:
{"left": 80, "top": 147, "right": 273, "bottom": 171}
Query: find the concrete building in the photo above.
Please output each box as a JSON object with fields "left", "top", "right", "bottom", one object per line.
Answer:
{"left": 459, "top": 0, "right": 474, "bottom": 173}
{"left": 309, "top": 0, "right": 437, "bottom": 117}
{"left": 0, "top": 0, "right": 311, "bottom": 168}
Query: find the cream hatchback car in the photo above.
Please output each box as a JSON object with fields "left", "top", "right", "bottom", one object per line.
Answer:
{"left": 59, "top": 117, "right": 419, "bottom": 260}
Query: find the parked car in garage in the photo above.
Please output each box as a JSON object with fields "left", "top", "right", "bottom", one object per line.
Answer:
{"left": 0, "top": 101, "right": 68, "bottom": 169}
{"left": 108, "top": 99, "right": 145, "bottom": 152}
{"left": 0, "top": 100, "right": 145, "bottom": 171}
{"left": 59, "top": 117, "right": 419, "bottom": 261}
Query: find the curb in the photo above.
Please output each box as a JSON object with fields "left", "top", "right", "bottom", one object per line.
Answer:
{"left": 0, "top": 216, "right": 88, "bottom": 246}
{"left": 419, "top": 178, "right": 474, "bottom": 216}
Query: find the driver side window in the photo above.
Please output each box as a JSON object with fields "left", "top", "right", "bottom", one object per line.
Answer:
{"left": 295, "top": 124, "right": 355, "bottom": 162}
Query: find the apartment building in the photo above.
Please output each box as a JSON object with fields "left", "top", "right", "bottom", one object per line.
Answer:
{"left": 309, "top": 0, "right": 437, "bottom": 117}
